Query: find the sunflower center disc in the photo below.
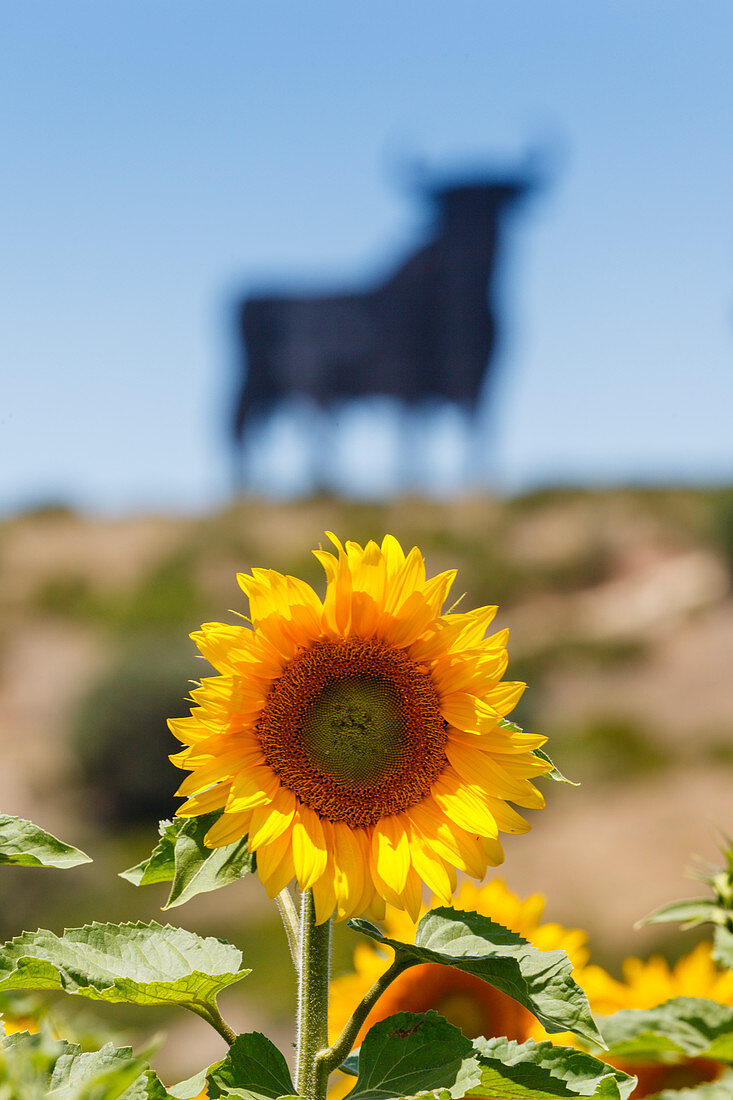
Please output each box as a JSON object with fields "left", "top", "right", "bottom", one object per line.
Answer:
{"left": 301, "top": 678, "right": 403, "bottom": 786}
{"left": 255, "top": 636, "right": 449, "bottom": 827}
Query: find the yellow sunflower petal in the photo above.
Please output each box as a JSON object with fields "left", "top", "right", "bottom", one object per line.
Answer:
{"left": 247, "top": 787, "right": 297, "bottom": 848}
{"left": 430, "top": 772, "right": 500, "bottom": 838}
{"left": 176, "top": 783, "right": 231, "bottom": 817}
{"left": 372, "top": 815, "right": 411, "bottom": 895}
{"left": 407, "top": 798, "right": 493, "bottom": 878}
{"left": 316, "top": 547, "right": 353, "bottom": 636}
{"left": 439, "top": 692, "right": 499, "bottom": 733}
{"left": 480, "top": 835, "right": 505, "bottom": 867}
{"left": 380, "top": 533, "right": 406, "bottom": 575}
{"left": 406, "top": 820, "right": 455, "bottom": 904}
{"left": 174, "top": 749, "right": 255, "bottom": 798}
{"left": 204, "top": 810, "right": 250, "bottom": 847}
{"left": 485, "top": 681, "right": 527, "bottom": 717}
{"left": 483, "top": 797, "right": 531, "bottom": 834}
{"left": 420, "top": 569, "right": 457, "bottom": 614}
{"left": 348, "top": 539, "right": 387, "bottom": 607}
{"left": 312, "top": 852, "right": 338, "bottom": 925}
{"left": 332, "top": 821, "right": 367, "bottom": 919}
{"left": 255, "top": 830, "right": 297, "bottom": 898}
{"left": 383, "top": 546, "right": 426, "bottom": 614}
{"left": 382, "top": 590, "right": 436, "bottom": 648}
{"left": 226, "top": 765, "right": 280, "bottom": 812}
{"left": 445, "top": 739, "right": 546, "bottom": 809}
{"left": 291, "top": 804, "right": 329, "bottom": 890}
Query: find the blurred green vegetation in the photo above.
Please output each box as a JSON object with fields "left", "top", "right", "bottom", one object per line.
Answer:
{"left": 709, "top": 487, "right": 733, "bottom": 581}
{"left": 71, "top": 635, "right": 200, "bottom": 824}
{"left": 31, "top": 552, "right": 206, "bottom": 633}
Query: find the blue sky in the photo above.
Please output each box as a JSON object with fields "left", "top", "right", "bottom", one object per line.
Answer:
{"left": 2, "top": 0, "right": 732, "bottom": 513}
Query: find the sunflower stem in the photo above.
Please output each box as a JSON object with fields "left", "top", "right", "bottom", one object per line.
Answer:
{"left": 190, "top": 1004, "right": 237, "bottom": 1045}
{"left": 313, "top": 954, "right": 414, "bottom": 1087}
{"left": 296, "top": 889, "right": 331, "bottom": 1100}
{"left": 275, "top": 887, "right": 301, "bottom": 975}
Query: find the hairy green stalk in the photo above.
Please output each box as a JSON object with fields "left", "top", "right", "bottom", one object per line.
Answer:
{"left": 314, "top": 955, "right": 415, "bottom": 1093}
{"left": 276, "top": 886, "right": 301, "bottom": 974}
{"left": 296, "top": 889, "right": 332, "bottom": 1100}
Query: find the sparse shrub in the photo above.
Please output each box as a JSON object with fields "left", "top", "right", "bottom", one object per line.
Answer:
{"left": 560, "top": 715, "right": 667, "bottom": 784}
{"left": 71, "top": 634, "right": 203, "bottom": 824}
{"left": 32, "top": 573, "right": 95, "bottom": 618}
{"left": 710, "top": 488, "right": 733, "bottom": 582}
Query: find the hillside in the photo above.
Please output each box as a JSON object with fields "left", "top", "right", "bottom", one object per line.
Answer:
{"left": 1, "top": 487, "right": 732, "bottom": 1076}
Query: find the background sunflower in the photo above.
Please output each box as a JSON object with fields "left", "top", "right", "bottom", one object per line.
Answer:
{"left": 584, "top": 945, "right": 733, "bottom": 1097}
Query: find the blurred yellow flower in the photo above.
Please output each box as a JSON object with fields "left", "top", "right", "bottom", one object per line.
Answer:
{"left": 584, "top": 944, "right": 733, "bottom": 1098}
{"left": 170, "top": 535, "right": 548, "bottom": 923}
{"left": 0, "top": 1014, "right": 39, "bottom": 1037}
{"left": 583, "top": 942, "right": 733, "bottom": 1014}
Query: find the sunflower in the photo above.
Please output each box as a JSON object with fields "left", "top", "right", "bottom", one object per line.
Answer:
{"left": 0, "top": 993, "right": 43, "bottom": 1038}
{"left": 582, "top": 942, "right": 733, "bottom": 1015}
{"left": 0, "top": 1014, "right": 39, "bottom": 1037}
{"left": 583, "top": 944, "right": 733, "bottom": 1098}
{"left": 169, "top": 534, "right": 550, "bottom": 923}
{"left": 329, "top": 880, "right": 589, "bottom": 1051}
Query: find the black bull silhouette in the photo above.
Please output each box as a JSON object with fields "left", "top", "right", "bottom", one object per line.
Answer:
{"left": 232, "top": 172, "right": 537, "bottom": 480}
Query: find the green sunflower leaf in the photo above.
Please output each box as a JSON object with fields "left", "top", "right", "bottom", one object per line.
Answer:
{"left": 598, "top": 997, "right": 733, "bottom": 1062}
{"left": 343, "top": 1010, "right": 478, "bottom": 1100}
{"left": 638, "top": 832, "right": 733, "bottom": 960}
{"left": 714, "top": 926, "right": 733, "bottom": 970}
{"left": 654, "top": 1068, "right": 733, "bottom": 1099}
{"left": 494, "top": 720, "right": 577, "bottom": 785}
{"left": 637, "top": 898, "right": 722, "bottom": 930}
{"left": 342, "top": 1015, "right": 634, "bottom": 1100}
{"left": 349, "top": 907, "right": 603, "bottom": 1047}
{"left": 167, "top": 1064, "right": 222, "bottom": 1099}
{"left": 48, "top": 1042, "right": 167, "bottom": 1100}
{"left": 0, "top": 921, "right": 250, "bottom": 1023}
{"left": 531, "top": 747, "right": 579, "bottom": 786}
{"left": 205, "top": 1032, "right": 295, "bottom": 1100}
{"left": 466, "top": 1035, "right": 636, "bottom": 1099}
{"left": 119, "top": 813, "right": 255, "bottom": 909}
{"left": 0, "top": 1032, "right": 165, "bottom": 1099}
{"left": 119, "top": 820, "right": 180, "bottom": 886}
{"left": 0, "top": 815, "right": 91, "bottom": 870}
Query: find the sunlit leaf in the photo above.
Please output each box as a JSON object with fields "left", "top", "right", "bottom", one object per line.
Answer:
{"left": 0, "top": 1032, "right": 165, "bottom": 1099}
{"left": 0, "top": 815, "right": 91, "bottom": 870}
{"left": 655, "top": 1068, "right": 733, "bottom": 1099}
{"left": 166, "top": 1064, "right": 221, "bottom": 1099}
{"left": 206, "top": 1032, "right": 295, "bottom": 1100}
{"left": 714, "top": 926, "right": 733, "bottom": 970}
{"left": 342, "top": 1015, "right": 633, "bottom": 1100}
{"left": 638, "top": 899, "right": 721, "bottom": 930}
{"left": 599, "top": 997, "right": 733, "bottom": 1063}
{"left": 466, "top": 1035, "right": 636, "bottom": 1099}
{"left": 0, "top": 922, "right": 250, "bottom": 1023}
{"left": 343, "top": 1011, "right": 476, "bottom": 1100}
{"left": 120, "top": 813, "right": 254, "bottom": 908}
{"left": 639, "top": 832, "right": 733, "bottom": 957}
{"left": 48, "top": 1040, "right": 167, "bottom": 1100}
{"left": 119, "top": 820, "right": 179, "bottom": 886}
{"left": 349, "top": 908, "right": 602, "bottom": 1046}
{"left": 494, "top": 720, "right": 578, "bottom": 786}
